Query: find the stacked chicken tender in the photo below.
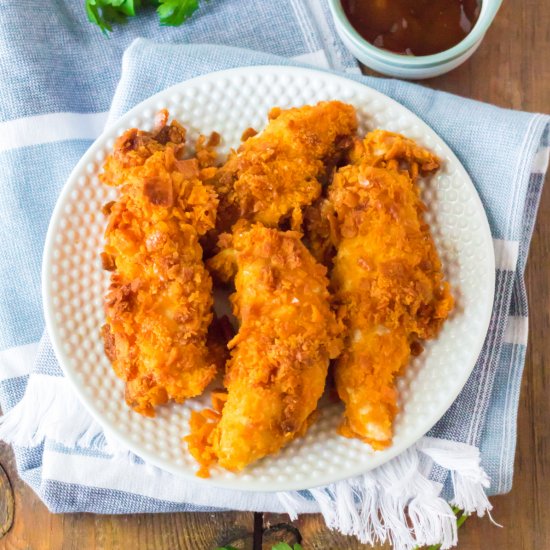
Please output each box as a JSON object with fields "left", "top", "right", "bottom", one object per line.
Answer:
{"left": 100, "top": 113, "right": 223, "bottom": 416}
{"left": 306, "top": 130, "right": 454, "bottom": 449}
{"left": 99, "top": 102, "right": 453, "bottom": 475}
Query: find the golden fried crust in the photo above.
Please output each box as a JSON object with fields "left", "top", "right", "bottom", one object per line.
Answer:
{"left": 186, "top": 225, "right": 342, "bottom": 472}
{"left": 315, "top": 130, "right": 454, "bottom": 448}
{"left": 357, "top": 129, "right": 441, "bottom": 175}
{"left": 101, "top": 114, "right": 220, "bottom": 416}
{"left": 100, "top": 110, "right": 188, "bottom": 188}
{"left": 211, "top": 101, "right": 357, "bottom": 239}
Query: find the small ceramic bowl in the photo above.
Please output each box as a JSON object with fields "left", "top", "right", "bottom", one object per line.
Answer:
{"left": 328, "top": 0, "right": 503, "bottom": 79}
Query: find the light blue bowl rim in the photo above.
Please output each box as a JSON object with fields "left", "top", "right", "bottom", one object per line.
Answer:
{"left": 329, "top": 0, "right": 503, "bottom": 68}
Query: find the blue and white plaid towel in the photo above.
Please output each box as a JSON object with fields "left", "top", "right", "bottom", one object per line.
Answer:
{"left": 0, "top": 2, "right": 548, "bottom": 549}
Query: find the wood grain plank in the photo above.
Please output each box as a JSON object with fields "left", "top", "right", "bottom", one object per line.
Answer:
{"left": 0, "top": 460, "right": 13, "bottom": 539}
{"left": 263, "top": 513, "right": 392, "bottom": 549}
{"left": 0, "top": 442, "right": 254, "bottom": 550}
{"left": 0, "top": 1, "right": 549, "bottom": 549}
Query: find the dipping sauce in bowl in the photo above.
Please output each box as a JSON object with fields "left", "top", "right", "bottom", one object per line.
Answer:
{"left": 341, "top": 0, "right": 481, "bottom": 56}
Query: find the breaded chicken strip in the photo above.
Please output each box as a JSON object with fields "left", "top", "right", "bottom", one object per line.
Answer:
{"left": 211, "top": 101, "right": 357, "bottom": 238}
{"left": 185, "top": 225, "right": 342, "bottom": 474}
{"left": 307, "top": 130, "right": 454, "bottom": 449}
{"left": 100, "top": 112, "right": 220, "bottom": 416}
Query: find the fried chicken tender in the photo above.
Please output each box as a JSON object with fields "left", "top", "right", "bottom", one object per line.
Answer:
{"left": 185, "top": 225, "right": 342, "bottom": 473}
{"left": 211, "top": 101, "right": 357, "bottom": 238}
{"left": 100, "top": 112, "right": 221, "bottom": 416}
{"left": 307, "top": 130, "right": 454, "bottom": 449}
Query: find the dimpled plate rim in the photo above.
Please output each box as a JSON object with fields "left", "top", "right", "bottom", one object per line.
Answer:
{"left": 42, "top": 65, "right": 495, "bottom": 492}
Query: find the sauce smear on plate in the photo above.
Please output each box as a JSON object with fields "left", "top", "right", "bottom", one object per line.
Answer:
{"left": 342, "top": 0, "right": 481, "bottom": 56}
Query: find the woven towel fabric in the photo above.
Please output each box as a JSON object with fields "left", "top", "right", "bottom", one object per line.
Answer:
{"left": 0, "top": 2, "right": 548, "bottom": 547}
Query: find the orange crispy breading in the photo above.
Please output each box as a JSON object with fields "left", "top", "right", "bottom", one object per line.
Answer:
{"left": 101, "top": 110, "right": 188, "bottom": 187}
{"left": 100, "top": 113, "right": 221, "bottom": 416}
{"left": 185, "top": 225, "right": 342, "bottom": 473}
{"left": 211, "top": 101, "right": 357, "bottom": 237}
{"left": 308, "top": 130, "right": 454, "bottom": 449}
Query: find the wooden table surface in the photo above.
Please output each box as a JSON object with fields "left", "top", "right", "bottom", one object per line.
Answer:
{"left": 1, "top": 1, "right": 549, "bottom": 548}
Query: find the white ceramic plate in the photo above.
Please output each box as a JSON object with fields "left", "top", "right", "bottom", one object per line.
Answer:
{"left": 42, "top": 66, "right": 495, "bottom": 492}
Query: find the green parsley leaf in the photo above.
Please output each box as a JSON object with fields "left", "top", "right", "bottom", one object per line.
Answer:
{"left": 271, "top": 543, "right": 302, "bottom": 550}
{"left": 86, "top": 0, "right": 202, "bottom": 32}
{"left": 85, "top": 5, "right": 104, "bottom": 31}
{"left": 214, "top": 546, "right": 238, "bottom": 550}
{"left": 85, "top": 0, "right": 134, "bottom": 34}
{"left": 102, "top": 5, "right": 130, "bottom": 23}
{"left": 157, "top": 0, "right": 200, "bottom": 26}
{"left": 111, "top": 0, "right": 140, "bottom": 17}
{"left": 85, "top": 1, "right": 111, "bottom": 34}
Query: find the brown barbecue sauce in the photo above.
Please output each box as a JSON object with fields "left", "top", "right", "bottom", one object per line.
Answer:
{"left": 341, "top": 0, "right": 481, "bottom": 56}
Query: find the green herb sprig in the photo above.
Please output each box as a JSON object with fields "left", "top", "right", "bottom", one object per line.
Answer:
{"left": 85, "top": 0, "right": 203, "bottom": 33}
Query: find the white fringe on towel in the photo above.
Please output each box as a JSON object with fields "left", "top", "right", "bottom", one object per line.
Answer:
{"left": 280, "top": 444, "right": 465, "bottom": 550}
{"left": 277, "top": 437, "right": 496, "bottom": 549}
{"left": 0, "top": 374, "right": 130, "bottom": 457}
{"left": 420, "top": 437, "right": 493, "bottom": 517}
{"left": 1, "top": 374, "right": 493, "bottom": 549}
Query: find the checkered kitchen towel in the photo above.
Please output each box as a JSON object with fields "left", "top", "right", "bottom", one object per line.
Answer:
{"left": 0, "top": 3, "right": 548, "bottom": 549}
